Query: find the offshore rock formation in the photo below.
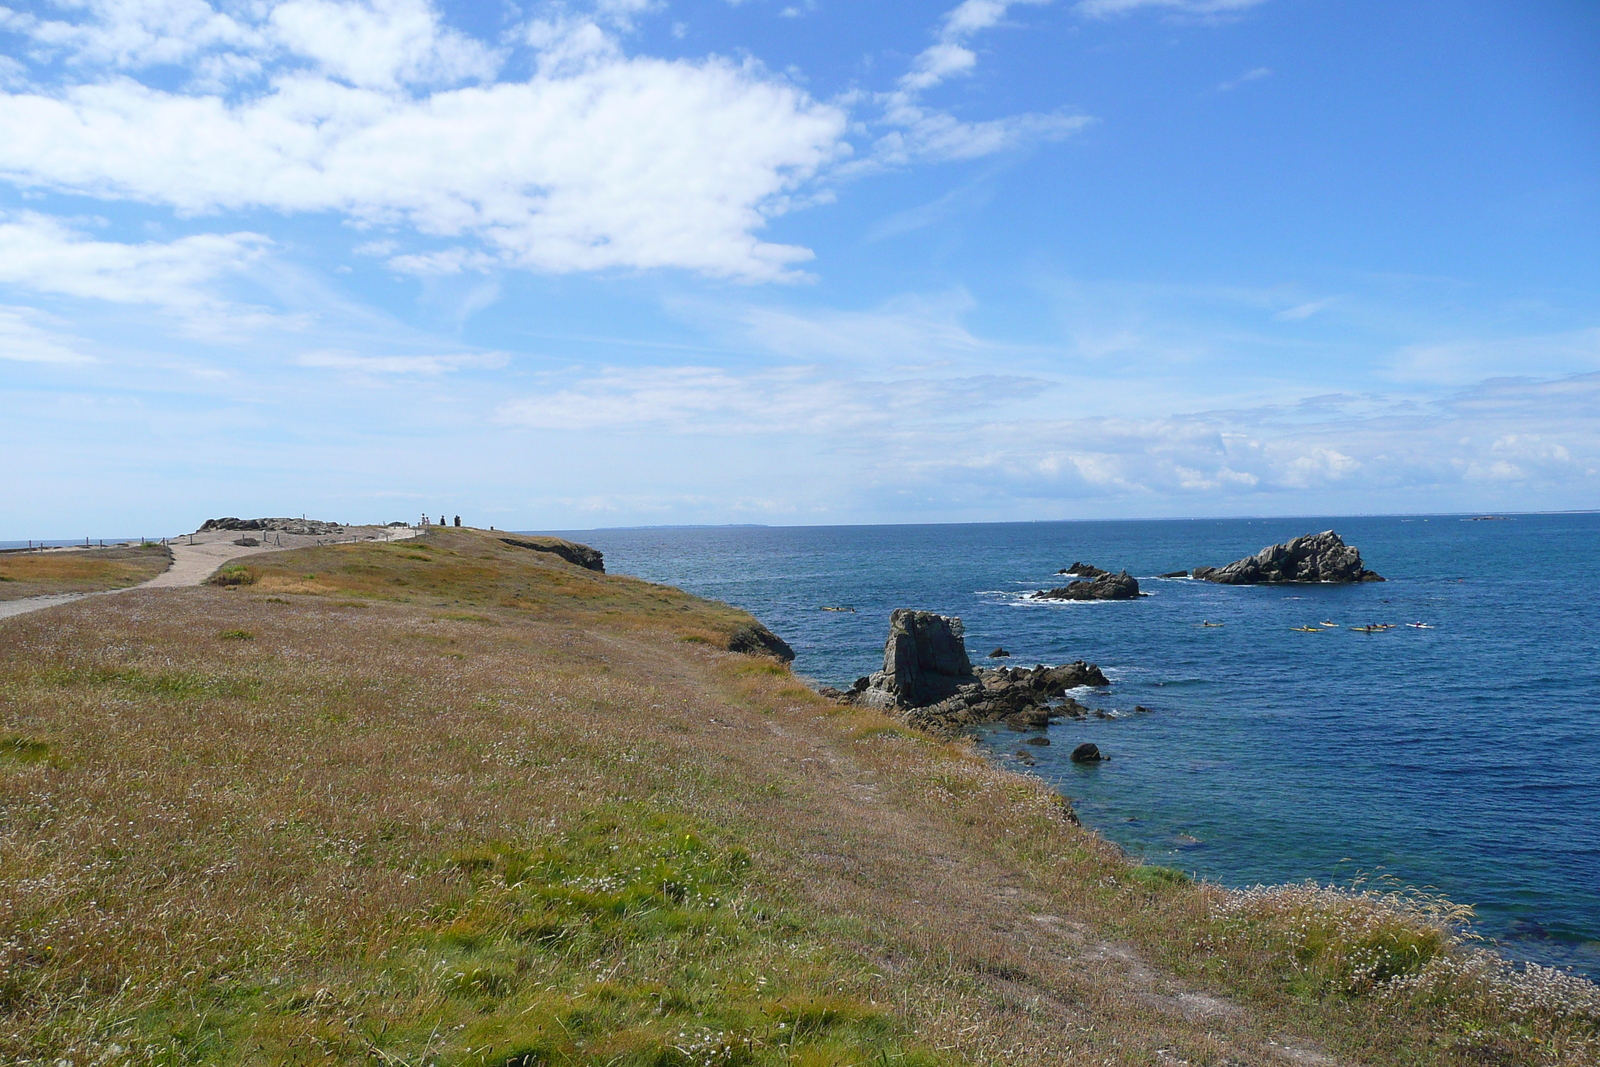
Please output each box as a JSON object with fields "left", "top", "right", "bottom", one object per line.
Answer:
{"left": 836, "top": 610, "right": 1109, "bottom": 736}
{"left": 1192, "top": 531, "right": 1384, "bottom": 584}
{"left": 499, "top": 537, "right": 605, "bottom": 573}
{"left": 199, "top": 517, "right": 343, "bottom": 536}
{"left": 855, "top": 609, "right": 977, "bottom": 708}
{"left": 1033, "top": 570, "right": 1141, "bottom": 601}
{"left": 1059, "top": 561, "right": 1108, "bottom": 577}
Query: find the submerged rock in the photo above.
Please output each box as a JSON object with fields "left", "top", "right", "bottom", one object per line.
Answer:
{"left": 1033, "top": 571, "right": 1141, "bottom": 601}
{"left": 1070, "top": 743, "right": 1107, "bottom": 763}
{"left": 1192, "top": 530, "right": 1383, "bottom": 584}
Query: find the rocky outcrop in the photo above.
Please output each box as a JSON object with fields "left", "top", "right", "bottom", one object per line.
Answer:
{"left": 853, "top": 610, "right": 977, "bottom": 709}
{"left": 727, "top": 623, "right": 795, "bottom": 663}
{"left": 839, "top": 610, "right": 1110, "bottom": 736}
{"left": 1033, "top": 570, "right": 1141, "bottom": 601}
{"left": 1192, "top": 531, "right": 1383, "bottom": 584}
{"left": 499, "top": 537, "right": 605, "bottom": 573}
{"left": 1070, "top": 743, "right": 1107, "bottom": 763}
{"left": 1059, "top": 561, "right": 1108, "bottom": 577}
{"left": 199, "top": 517, "right": 344, "bottom": 536}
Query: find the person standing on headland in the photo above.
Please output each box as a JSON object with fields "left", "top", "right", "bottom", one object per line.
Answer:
{"left": 453, "top": 515, "right": 461, "bottom": 527}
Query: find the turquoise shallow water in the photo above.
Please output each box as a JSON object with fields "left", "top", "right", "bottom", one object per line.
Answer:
{"left": 541, "top": 515, "right": 1600, "bottom": 977}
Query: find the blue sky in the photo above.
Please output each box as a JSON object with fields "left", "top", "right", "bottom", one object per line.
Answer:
{"left": 1, "top": 0, "right": 1596, "bottom": 537}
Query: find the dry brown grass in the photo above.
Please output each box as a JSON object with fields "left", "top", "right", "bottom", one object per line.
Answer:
{"left": 0, "top": 529, "right": 1593, "bottom": 1067}
{"left": 0, "top": 545, "right": 171, "bottom": 601}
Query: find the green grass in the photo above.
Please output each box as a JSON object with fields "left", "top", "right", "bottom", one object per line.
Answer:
{"left": 107, "top": 809, "right": 951, "bottom": 1067}
{"left": 0, "top": 735, "right": 51, "bottom": 763}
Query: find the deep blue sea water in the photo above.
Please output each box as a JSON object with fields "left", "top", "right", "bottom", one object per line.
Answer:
{"left": 540, "top": 514, "right": 1600, "bottom": 977}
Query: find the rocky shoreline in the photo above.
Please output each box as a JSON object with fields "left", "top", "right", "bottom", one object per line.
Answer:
{"left": 818, "top": 609, "right": 1114, "bottom": 738}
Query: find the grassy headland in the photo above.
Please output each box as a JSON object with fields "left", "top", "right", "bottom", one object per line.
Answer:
{"left": 0, "top": 528, "right": 1594, "bottom": 1066}
{"left": 0, "top": 544, "right": 171, "bottom": 601}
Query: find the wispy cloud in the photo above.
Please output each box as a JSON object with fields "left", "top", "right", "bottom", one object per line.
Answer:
{"left": 1218, "top": 65, "right": 1271, "bottom": 91}
{"left": 495, "top": 364, "right": 1045, "bottom": 434}
{"left": 0, "top": 307, "right": 92, "bottom": 364}
{"left": 1274, "top": 295, "right": 1334, "bottom": 320}
{"left": 1077, "top": 0, "right": 1273, "bottom": 20}
{"left": 295, "top": 349, "right": 508, "bottom": 375}
{"left": 867, "top": 0, "right": 1091, "bottom": 166}
{"left": 0, "top": 212, "right": 275, "bottom": 335}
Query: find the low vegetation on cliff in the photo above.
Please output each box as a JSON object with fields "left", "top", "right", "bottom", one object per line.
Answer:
{"left": 0, "top": 528, "right": 1594, "bottom": 1066}
{"left": 0, "top": 543, "right": 171, "bottom": 601}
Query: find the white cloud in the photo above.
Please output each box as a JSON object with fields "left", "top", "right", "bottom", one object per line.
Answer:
{"left": 0, "top": 2, "right": 1090, "bottom": 279}
{"left": 0, "top": 46, "right": 847, "bottom": 281}
{"left": 0, "top": 0, "right": 263, "bottom": 72}
{"left": 267, "top": 0, "right": 499, "bottom": 88}
{"left": 0, "top": 307, "right": 92, "bottom": 364}
{"left": 0, "top": 213, "right": 271, "bottom": 333}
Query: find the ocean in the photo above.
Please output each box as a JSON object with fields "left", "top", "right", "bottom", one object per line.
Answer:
{"left": 543, "top": 514, "right": 1600, "bottom": 978}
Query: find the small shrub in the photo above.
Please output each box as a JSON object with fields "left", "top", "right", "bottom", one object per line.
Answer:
{"left": 208, "top": 564, "right": 257, "bottom": 587}
{"left": 219, "top": 630, "right": 254, "bottom": 641}
{"left": 1130, "top": 865, "right": 1191, "bottom": 890}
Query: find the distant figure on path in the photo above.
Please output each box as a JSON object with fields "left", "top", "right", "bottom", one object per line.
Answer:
{"left": 453, "top": 515, "right": 461, "bottom": 527}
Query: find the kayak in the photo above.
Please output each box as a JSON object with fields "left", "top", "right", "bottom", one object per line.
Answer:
{"left": 1291, "top": 626, "right": 1323, "bottom": 632}
{"left": 1407, "top": 622, "right": 1433, "bottom": 629}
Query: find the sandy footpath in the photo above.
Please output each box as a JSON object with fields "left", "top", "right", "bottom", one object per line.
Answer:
{"left": 1, "top": 525, "right": 421, "bottom": 620}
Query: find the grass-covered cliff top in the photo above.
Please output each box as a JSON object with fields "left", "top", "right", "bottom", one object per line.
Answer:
{"left": 1, "top": 528, "right": 1595, "bottom": 1066}
{"left": 0, "top": 543, "right": 171, "bottom": 601}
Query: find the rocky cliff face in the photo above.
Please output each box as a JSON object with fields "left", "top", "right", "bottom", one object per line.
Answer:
{"left": 1033, "top": 571, "right": 1141, "bottom": 601}
{"left": 1192, "top": 530, "right": 1383, "bottom": 584}
{"left": 498, "top": 537, "right": 605, "bottom": 573}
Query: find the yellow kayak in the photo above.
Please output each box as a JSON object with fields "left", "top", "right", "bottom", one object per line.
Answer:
{"left": 1291, "top": 626, "right": 1323, "bottom": 632}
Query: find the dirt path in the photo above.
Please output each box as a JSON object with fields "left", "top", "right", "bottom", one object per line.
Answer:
{"left": 0, "top": 526, "right": 421, "bottom": 618}
{"left": 580, "top": 626, "right": 1343, "bottom": 1066}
